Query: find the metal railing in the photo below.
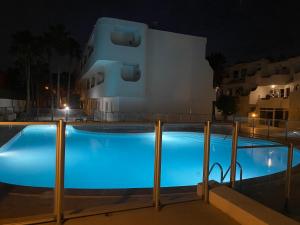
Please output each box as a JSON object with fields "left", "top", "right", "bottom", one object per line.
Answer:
{"left": 153, "top": 120, "right": 163, "bottom": 210}
{"left": 0, "top": 121, "right": 59, "bottom": 225}
{"left": 232, "top": 117, "right": 300, "bottom": 145}
{"left": 0, "top": 119, "right": 297, "bottom": 224}
{"left": 208, "top": 162, "right": 224, "bottom": 183}
{"left": 202, "top": 121, "right": 211, "bottom": 203}
{"left": 93, "top": 111, "right": 210, "bottom": 123}
{"left": 223, "top": 162, "right": 243, "bottom": 185}
{"left": 202, "top": 121, "right": 296, "bottom": 212}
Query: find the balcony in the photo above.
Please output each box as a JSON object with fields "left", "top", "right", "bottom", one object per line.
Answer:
{"left": 257, "top": 97, "right": 289, "bottom": 109}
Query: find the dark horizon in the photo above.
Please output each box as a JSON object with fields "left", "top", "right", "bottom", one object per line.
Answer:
{"left": 1, "top": 0, "right": 300, "bottom": 70}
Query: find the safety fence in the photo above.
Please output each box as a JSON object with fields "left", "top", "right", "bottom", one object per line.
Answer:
{"left": 0, "top": 120, "right": 298, "bottom": 224}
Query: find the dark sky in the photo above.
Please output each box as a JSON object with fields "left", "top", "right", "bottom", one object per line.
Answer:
{"left": 1, "top": 0, "right": 300, "bottom": 69}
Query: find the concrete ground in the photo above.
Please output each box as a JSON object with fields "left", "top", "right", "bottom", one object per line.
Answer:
{"left": 44, "top": 200, "right": 239, "bottom": 225}
{"left": 236, "top": 165, "right": 300, "bottom": 222}
{"left": 0, "top": 190, "right": 240, "bottom": 225}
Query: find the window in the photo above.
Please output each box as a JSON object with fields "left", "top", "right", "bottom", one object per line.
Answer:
{"left": 280, "top": 89, "right": 284, "bottom": 98}
{"left": 97, "top": 72, "right": 104, "bottom": 85}
{"left": 87, "top": 46, "right": 94, "bottom": 57}
{"left": 91, "top": 77, "right": 95, "bottom": 88}
{"left": 286, "top": 88, "right": 290, "bottom": 97}
{"left": 111, "top": 27, "right": 141, "bottom": 47}
{"left": 241, "top": 68, "right": 247, "bottom": 78}
{"left": 121, "top": 64, "right": 141, "bottom": 82}
{"left": 233, "top": 70, "right": 239, "bottom": 79}
{"left": 235, "top": 87, "right": 244, "bottom": 96}
{"left": 86, "top": 79, "right": 90, "bottom": 89}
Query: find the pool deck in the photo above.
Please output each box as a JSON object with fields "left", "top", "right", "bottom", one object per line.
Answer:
{"left": 236, "top": 163, "right": 300, "bottom": 222}
{"left": 0, "top": 189, "right": 239, "bottom": 225}
{"left": 43, "top": 200, "right": 239, "bottom": 225}
{"left": 0, "top": 126, "right": 24, "bottom": 147}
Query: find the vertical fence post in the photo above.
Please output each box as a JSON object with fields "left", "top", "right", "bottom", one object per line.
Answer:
{"left": 54, "top": 120, "right": 66, "bottom": 224}
{"left": 230, "top": 121, "right": 239, "bottom": 188}
{"left": 252, "top": 118, "right": 255, "bottom": 137}
{"left": 285, "top": 120, "right": 288, "bottom": 142}
{"left": 202, "top": 121, "right": 211, "bottom": 203}
{"left": 153, "top": 121, "right": 158, "bottom": 204}
{"left": 285, "top": 143, "right": 294, "bottom": 210}
{"left": 267, "top": 119, "right": 270, "bottom": 139}
{"left": 153, "top": 120, "right": 163, "bottom": 210}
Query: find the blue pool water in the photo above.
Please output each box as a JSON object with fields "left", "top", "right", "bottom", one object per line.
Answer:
{"left": 0, "top": 125, "right": 299, "bottom": 189}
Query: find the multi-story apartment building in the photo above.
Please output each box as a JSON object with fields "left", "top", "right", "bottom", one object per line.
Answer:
{"left": 221, "top": 56, "right": 300, "bottom": 125}
{"left": 79, "top": 17, "right": 215, "bottom": 121}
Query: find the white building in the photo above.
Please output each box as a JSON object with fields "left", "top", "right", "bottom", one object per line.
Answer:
{"left": 221, "top": 56, "right": 300, "bottom": 125}
{"left": 0, "top": 98, "right": 25, "bottom": 121}
{"left": 79, "top": 17, "right": 215, "bottom": 121}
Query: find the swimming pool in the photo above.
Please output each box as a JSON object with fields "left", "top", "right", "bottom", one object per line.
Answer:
{"left": 0, "top": 125, "right": 299, "bottom": 189}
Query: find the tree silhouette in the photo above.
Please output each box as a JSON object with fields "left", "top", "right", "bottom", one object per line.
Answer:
{"left": 10, "top": 30, "right": 42, "bottom": 114}
{"left": 43, "top": 24, "right": 81, "bottom": 118}
{"left": 206, "top": 52, "right": 226, "bottom": 87}
{"left": 215, "top": 94, "right": 237, "bottom": 120}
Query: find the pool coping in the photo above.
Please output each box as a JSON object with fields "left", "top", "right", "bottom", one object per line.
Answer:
{"left": 0, "top": 182, "right": 197, "bottom": 196}
{"left": 2, "top": 161, "right": 299, "bottom": 197}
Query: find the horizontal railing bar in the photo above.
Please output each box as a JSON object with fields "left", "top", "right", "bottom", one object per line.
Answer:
{"left": 0, "top": 121, "right": 58, "bottom": 126}
{"left": 238, "top": 144, "right": 285, "bottom": 149}
{"left": 3, "top": 216, "right": 55, "bottom": 225}
{"left": 66, "top": 121, "right": 155, "bottom": 126}
{"left": 67, "top": 121, "right": 205, "bottom": 126}
{"left": 160, "top": 121, "right": 205, "bottom": 125}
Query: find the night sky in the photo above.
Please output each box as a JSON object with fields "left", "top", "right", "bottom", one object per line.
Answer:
{"left": 1, "top": 0, "right": 300, "bottom": 69}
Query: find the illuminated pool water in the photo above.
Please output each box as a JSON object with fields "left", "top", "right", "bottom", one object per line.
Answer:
{"left": 0, "top": 125, "right": 299, "bottom": 189}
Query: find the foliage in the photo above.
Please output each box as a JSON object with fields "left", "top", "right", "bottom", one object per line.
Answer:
{"left": 9, "top": 25, "right": 81, "bottom": 114}
{"left": 215, "top": 94, "right": 237, "bottom": 118}
{"left": 206, "top": 52, "right": 226, "bottom": 87}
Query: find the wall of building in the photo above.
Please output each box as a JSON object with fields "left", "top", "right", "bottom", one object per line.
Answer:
{"left": 145, "top": 29, "right": 214, "bottom": 115}
{"left": 0, "top": 98, "right": 26, "bottom": 121}
{"left": 80, "top": 18, "right": 215, "bottom": 120}
{"left": 221, "top": 56, "right": 300, "bottom": 123}
{"left": 288, "top": 90, "right": 300, "bottom": 120}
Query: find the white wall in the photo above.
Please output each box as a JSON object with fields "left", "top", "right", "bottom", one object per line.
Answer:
{"left": 0, "top": 99, "right": 25, "bottom": 113}
{"left": 82, "top": 18, "right": 147, "bottom": 98}
{"left": 81, "top": 18, "right": 215, "bottom": 119}
{"left": 145, "top": 29, "right": 214, "bottom": 115}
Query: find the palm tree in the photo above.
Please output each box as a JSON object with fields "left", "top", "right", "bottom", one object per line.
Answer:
{"left": 44, "top": 24, "right": 70, "bottom": 109}
{"left": 206, "top": 53, "right": 226, "bottom": 87}
{"left": 43, "top": 25, "right": 80, "bottom": 114}
{"left": 10, "top": 30, "right": 40, "bottom": 115}
{"left": 65, "top": 37, "right": 81, "bottom": 105}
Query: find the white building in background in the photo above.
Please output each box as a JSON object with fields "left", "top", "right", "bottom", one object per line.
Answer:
{"left": 0, "top": 99, "right": 25, "bottom": 121}
{"left": 221, "top": 56, "right": 300, "bottom": 126}
{"left": 79, "top": 17, "right": 215, "bottom": 121}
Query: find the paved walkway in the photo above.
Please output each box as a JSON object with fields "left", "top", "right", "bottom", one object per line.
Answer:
{"left": 45, "top": 200, "right": 239, "bottom": 225}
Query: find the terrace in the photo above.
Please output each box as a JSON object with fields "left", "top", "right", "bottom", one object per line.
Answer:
{"left": 0, "top": 118, "right": 299, "bottom": 225}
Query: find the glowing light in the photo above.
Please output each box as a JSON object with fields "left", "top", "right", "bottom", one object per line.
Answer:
{"left": 271, "top": 85, "right": 276, "bottom": 89}
{"left": 65, "top": 106, "right": 70, "bottom": 111}
{"left": 251, "top": 113, "right": 257, "bottom": 118}
{"left": 0, "top": 151, "right": 17, "bottom": 157}
{"left": 45, "top": 86, "right": 49, "bottom": 90}
{"left": 267, "top": 158, "right": 272, "bottom": 167}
